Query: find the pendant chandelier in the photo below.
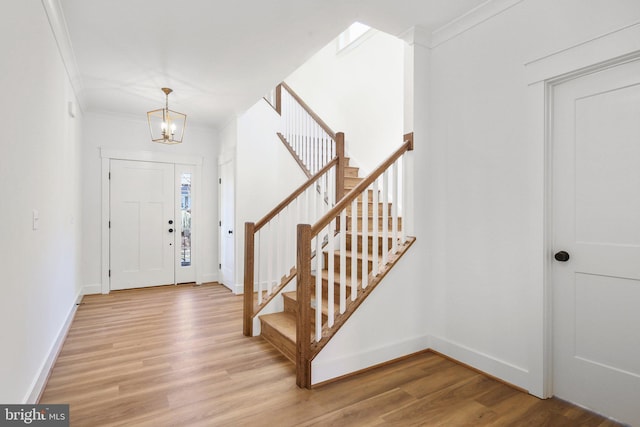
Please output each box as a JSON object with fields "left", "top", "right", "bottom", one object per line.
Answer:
{"left": 147, "top": 88, "right": 187, "bottom": 144}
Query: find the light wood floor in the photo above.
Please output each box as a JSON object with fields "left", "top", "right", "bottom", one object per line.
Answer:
{"left": 41, "top": 283, "right": 620, "bottom": 426}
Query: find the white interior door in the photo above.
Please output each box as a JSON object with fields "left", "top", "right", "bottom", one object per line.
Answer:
{"left": 552, "top": 58, "right": 640, "bottom": 425}
{"left": 219, "top": 158, "right": 235, "bottom": 290}
{"left": 110, "top": 160, "right": 175, "bottom": 290}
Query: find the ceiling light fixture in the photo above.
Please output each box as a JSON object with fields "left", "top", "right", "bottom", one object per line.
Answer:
{"left": 147, "top": 88, "right": 187, "bottom": 144}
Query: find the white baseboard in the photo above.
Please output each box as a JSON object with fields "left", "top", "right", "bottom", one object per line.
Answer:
{"left": 428, "top": 335, "right": 530, "bottom": 391}
{"left": 25, "top": 289, "right": 82, "bottom": 404}
{"left": 83, "top": 283, "right": 101, "bottom": 295}
{"left": 218, "top": 281, "right": 237, "bottom": 293}
{"left": 312, "top": 335, "right": 431, "bottom": 385}
{"left": 200, "top": 273, "right": 218, "bottom": 284}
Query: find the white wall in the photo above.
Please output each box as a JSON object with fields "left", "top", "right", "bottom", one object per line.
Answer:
{"left": 229, "top": 100, "right": 308, "bottom": 293}
{"left": 0, "top": 2, "right": 83, "bottom": 403}
{"left": 422, "top": 0, "right": 640, "bottom": 393}
{"left": 312, "top": 243, "right": 428, "bottom": 384}
{"left": 286, "top": 29, "right": 405, "bottom": 174}
{"left": 82, "top": 113, "right": 219, "bottom": 291}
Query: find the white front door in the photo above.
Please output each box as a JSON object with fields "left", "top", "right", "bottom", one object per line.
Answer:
{"left": 110, "top": 160, "right": 175, "bottom": 290}
{"left": 219, "top": 158, "right": 235, "bottom": 290}
{"left": 552, "top": 58, "right": 640, "bottom": 425}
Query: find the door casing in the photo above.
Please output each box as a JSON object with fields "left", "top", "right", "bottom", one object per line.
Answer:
{"left": 100, "top": 149, "right": 203, "bottom": 294}
{"left": 525, "top": 23, "right": 640, "bottom": 398}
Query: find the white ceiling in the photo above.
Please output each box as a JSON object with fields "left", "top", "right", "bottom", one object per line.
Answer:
{"left": 58, "top": 0, "right": 487, "bottom": 130}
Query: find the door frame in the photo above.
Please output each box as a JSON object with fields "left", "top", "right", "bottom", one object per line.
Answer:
{"left": 100, "top": 149, "right": 203, "bottom": 294}
{"left": 218, "top": 155, "right": 236, "bottom": 293}
{"left": 524, "top": 22, "right": 640, "bottom": 398}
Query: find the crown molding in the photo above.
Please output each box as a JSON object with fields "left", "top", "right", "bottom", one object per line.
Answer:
{"left": 41, "top": 0, "right": 85, "bottom": 111}
{"left": 430, "top": 0, "right": 525, "bottom": 48}
{"left": 524, "top": 20, "right": 640, "bottom": 84}
{"left": 398, "top": 25, "right": 432, "bottom": 49}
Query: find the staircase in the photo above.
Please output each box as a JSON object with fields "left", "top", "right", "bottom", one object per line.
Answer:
{"left": 259, "top": 158, "right": 364, "bottom": 361}
{"left": 244, "top": 82, "right": 415, "bottom": 388}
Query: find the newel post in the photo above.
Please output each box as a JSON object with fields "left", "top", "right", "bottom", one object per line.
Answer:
{"left": 335, "top": 132, "right": 345, "bottom": 201}
{"left": 275, "top": 84, "right": 282, "bottom": 115}
{"left": 243, "top": 222, "right": 255, "bottom": 337}
{"left": 296, "top": 224, "right": 312, "bottom": 388}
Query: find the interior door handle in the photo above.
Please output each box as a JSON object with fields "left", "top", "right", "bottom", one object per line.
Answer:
{"left": 228, "top": 230, "right": 233, "bottom": 234}
{"left": 554, "top": 251, "right": 570, "bottom": 262}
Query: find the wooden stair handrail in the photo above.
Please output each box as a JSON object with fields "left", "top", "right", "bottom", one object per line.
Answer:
{"left": 311, "top": 133, "right": 413, "bottom": 235}
{"left": 281, "top": 82, "right": 337, "bottom": 140}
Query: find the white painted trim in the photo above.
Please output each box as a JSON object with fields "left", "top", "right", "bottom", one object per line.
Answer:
{"left": 398, "top": 25, "right": 432, "bottom": 49}
{"left": 429, "top": 335, "right": 530, "bottom": 392}
{"left": 524, "top": 23, "right": 640, "bottom": 399}
{"left": 523, "top": 80, "right": 549, "bottom": 399}
{"left": 101, "top": 157, "right": 110, "bottom": 294}
{"left": 312, "top": 335, "right": 431, "bottom": 385}
{"left": 100, "top": 148, "right": 203, "bottom": 166}
{"left": 83, "top": 283, "right": 102, "bottom": 295}
{"left": 40, "top": 0, "right": 84, "bottom": 110}
{"left": 234, "top": 283, "right": 243, "bottom": 295}
{"left": 194, "top": 163, "right": 203, "bottom": 284}
{"left": 525, "top": 21, "right": 640, "bottom": 84}
{"left": 25, "top": 289, "right": 83, "bottom": 403}
{"left": 200, "top": 273, "right": 219, "bottom": 284}
{"left": 430, "top": 0, "right": 524, "bottom": 48}
{"left": 101, "top": 151, "right": 205, "bottom": 294}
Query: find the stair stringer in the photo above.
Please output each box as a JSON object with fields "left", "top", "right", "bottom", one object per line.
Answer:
{"left": 310, "top": 240, "right": 428, "bottom": 385}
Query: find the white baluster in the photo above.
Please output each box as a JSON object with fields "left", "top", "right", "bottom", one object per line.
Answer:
{"left": 399, "top": 154, "right": 406, "bottom": 244}
{"left": 299, "top": 103, "right": 303, "bottom": 158}
{"left": 257, "top": 230, "right": 262, "bottom": 304}
{"left": 267, "top": 222, "right": 273, "bottom": 296}
{"left": 304, "top": 111, "right": 309, "bottom": 171}
{"left": 316, "top": 134, "right": 320, "bottom": 172}
{"left": 372, "top": 179, "right": 379, "bottom": 276}
{"left": 282, "top": 90, "right": 291, "bottom": 144}
{"left": 327, "top": 219, "right": 334, "bottom": 327}
{"left": 340, "top": 209, "right": 346, "bottom": 314}
{"left": 382, "top": 170, "right": 389, "bottom": 266}
{"left": 392, "top": 160, "right": 399, "bottom": 254}
{"left": 362, "top": 190, "right": 368, "bottom": 289}
{"left": 315, "top": 234, "right": 322, "bottom": 341}
{"left": 282, "top": 206, "right": 288, "bottom": 280}
{"left": 351, "top": 198, "right": 357, "bottom": 300}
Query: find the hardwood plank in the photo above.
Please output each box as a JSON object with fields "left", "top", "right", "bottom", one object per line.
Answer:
{"left": 39, "top": 283, "right": 622, "bottom": 426}
{"left": 301, "top": 388, "right": 416, "bottom": 426}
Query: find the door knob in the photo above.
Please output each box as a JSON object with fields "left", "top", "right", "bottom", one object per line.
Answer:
{"left": 168, "top": 228, "right": 174, "bottom": 233}
{"left": 554, "top": 251, "right": 570, "bottom": 262}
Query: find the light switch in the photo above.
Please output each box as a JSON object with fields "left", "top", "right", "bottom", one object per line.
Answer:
{"left": 32, "top": 209, "right": 39, "bottom": 231}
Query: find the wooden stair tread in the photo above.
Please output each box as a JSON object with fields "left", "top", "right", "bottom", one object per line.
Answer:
{"left": 260, "top": 312, "right": 297, "bottom": 343}
{"left": 344, "top": 166, "right": 359, "bottom": 177}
